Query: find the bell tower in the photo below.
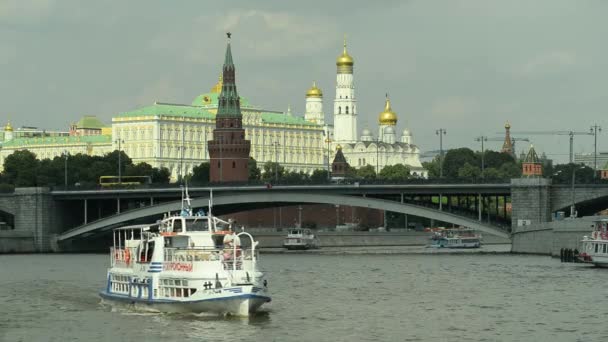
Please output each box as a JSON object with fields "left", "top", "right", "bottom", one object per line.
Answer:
{"left": 207, "top": 33, "right": 251, "bottom": 183}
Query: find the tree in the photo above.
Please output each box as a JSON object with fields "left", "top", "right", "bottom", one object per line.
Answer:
{"left": 552, "top": 163, "right": 595, "bottom": 184}
{"left": 248, "top": 157, "right": 261, "bottom": 181}
{"left": 457, "top": 163, "right": 481, "bottom": 179}
{"left": 378, "top": 164, "right": 410, "bottom": 182}
{"left": 151, "top": 167, "right": 171, "bottom": 184}
{"left": 282, "top": 171, "right": 309, "bottom": 185}
{"left": 190, "top": 162, "right": 210, "bottom": 185}
{"left": 3, "top": 150, "right": 39, "bottom": 186}
{"left": 484, "top": 150, "right": 515, "bottom": 169}
{"left": 356, "top": 165, "right": 377, "bottom": 180}
{"left": 442, "top": 148, "right": 478, "bottom": 179}
{"left": 262, "top": 162, "right": 285, "bottom": 182}
{"left": 310, "top": 169, "right": 329, "bottom": 184}
{"left": 498, "top": 163, "right": 521, "bottom": 179}
{"left": 422, "top": 156, "right": 441, "bottom": 179}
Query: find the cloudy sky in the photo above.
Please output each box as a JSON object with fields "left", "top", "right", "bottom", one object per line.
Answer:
{"left": 1, "top": 0, "right": 606, "bottom": 163}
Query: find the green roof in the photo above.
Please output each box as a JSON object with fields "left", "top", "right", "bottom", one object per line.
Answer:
{"left": 2, "top": 134, "right": 112, "bottom": 147}
{"left": 260, "top": 112, "right": 316, "bottom": 126}
{"left": 116, "top": 103, "right": 215, "bottom": 120}
{"left": 191, "top": 92, "right": 252, "bottom": 108}
{"left": 75, "top": 115, "right": 107, "bottom": 129}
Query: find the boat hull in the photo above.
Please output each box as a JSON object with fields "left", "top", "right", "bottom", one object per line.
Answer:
{"left": 99, "top": 291, "right": 271, "bottom": 316}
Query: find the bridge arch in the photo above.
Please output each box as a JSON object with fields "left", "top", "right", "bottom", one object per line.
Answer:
{"left": 58, "top": 192, "right": 510, "bottom": 241}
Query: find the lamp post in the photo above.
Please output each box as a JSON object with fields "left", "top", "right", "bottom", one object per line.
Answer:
{"left": 555, "top": 165, "right": 585, "bottom": 218}
{"left": 324, "top": 131, "right": 332, "bottom": 180}
{"left": 475, "top": 136, "right": 488, "bottom": 179}
{"left": 62, "top": 150, "right": 68, "bottom": 189}
{"left": 273, "top": 141, "right": 280, "bottom": 183}
{"left": 436, "top": 129, "right": 447, "bottom": 178}
{"left": 115, "top": 139, "right": 124, "bottom": 184}
{"left": 590, "top": 124, "right": 602, "bottom": 178}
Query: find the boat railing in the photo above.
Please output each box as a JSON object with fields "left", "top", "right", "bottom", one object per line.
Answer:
{"left": 110, "top": 246, "right": 136, "bottom": 268}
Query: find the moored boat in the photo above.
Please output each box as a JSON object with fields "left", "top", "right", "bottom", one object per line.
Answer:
{"left": 282, "top": 228, "right": 319, "bottom": 250}
{"left": 99, "top": 189, "right": 271, "bottom": 316}
{"left": 429, "top": 228, "right": 482, "bottom": 248}
{"left": 578, "top": 218, "right": 608, "bottom": 267}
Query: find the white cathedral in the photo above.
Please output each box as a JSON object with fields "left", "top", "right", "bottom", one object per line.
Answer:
{"left": 303, "top": 38, "right": 427, "bottom": 178}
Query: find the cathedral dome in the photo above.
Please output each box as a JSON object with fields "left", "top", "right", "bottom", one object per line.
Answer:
{"left": 384, "top": 126, "right": 395, "bottom": 134}
{"left": 361, "top": 128, "right": 371, "bottom": 136}
{"left": 210, "top": 75, "right": 223, "bottom": 93}
{"left": 336, "top": 36, "right": 354, "bottom": 73}
{"left": 306, "top": 81, "right": 323, "bottom": 98}
{"left": 4, "top": 121, "right": 13, "bottom": 132}
{"left": 378, "top": 96, "right": 398, "bottom": 126}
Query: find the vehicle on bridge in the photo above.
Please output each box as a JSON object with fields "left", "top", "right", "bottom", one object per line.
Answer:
{"left": 283, "top": 228, "right": 319, "bottom": 250}
{"left": 578, "top": 218, "right": 608, "bottom": 267}
{"left": 429, "top": 228, "right": 482, "bottom": 248}
{"left": 99, "top": 176, "right": 151, "bottom": 188}
{"left": 99, "top": 190, "right": 271, "bottom": 316}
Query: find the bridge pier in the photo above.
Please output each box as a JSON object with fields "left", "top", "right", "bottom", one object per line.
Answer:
{"left": 0, "top": 188, "right": 60, "bottom": 253}
{"left": 511, "top": 178, "right": 552, "bottom": 233}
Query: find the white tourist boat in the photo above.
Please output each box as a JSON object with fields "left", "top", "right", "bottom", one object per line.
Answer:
{"left": 578, "top": 218, "right": 608, "bottom": 267}
{"left": 282, "top": 228, "right": 319, "bottom": 250}
{"left": 99, "top": 189, "right": 271, "bottom": 316}
{"left": 429, "top": 228, "right": 482, "bottom": 248}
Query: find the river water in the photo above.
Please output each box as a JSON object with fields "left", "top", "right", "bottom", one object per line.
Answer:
{"left": 1, "top": 250, "right": 607, "bottom": 342}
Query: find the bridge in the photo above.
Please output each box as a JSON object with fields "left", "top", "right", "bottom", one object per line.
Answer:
{"left": 1, "top": 180, "right": 607, "bottom": 252}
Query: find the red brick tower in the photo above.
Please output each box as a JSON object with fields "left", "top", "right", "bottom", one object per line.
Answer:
{"left": 522, "top": 145, "right": 543, "bottom": 177}
{"left": 208, "top": 33, "right": 251, "bottom": 183}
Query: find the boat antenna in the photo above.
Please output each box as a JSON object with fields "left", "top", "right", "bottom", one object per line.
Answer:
{"left": 180, "top": 182, "right": 192, "bottom": 217}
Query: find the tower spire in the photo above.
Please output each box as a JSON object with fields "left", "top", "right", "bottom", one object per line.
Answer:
{"left": 216, "top": 32, "right": 241, "bottom": 119}
{"left": 501, "top": 122, "right": 514, "bottom": 157}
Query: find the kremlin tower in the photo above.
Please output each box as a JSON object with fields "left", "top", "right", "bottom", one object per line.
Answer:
{"left": 207, "top": 34, "right": 251, "bottom": 183}
{"left": 332, "top": 36, "right": 357, "bottom": 143}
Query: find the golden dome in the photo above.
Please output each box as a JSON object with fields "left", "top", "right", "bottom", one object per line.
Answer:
{"left": 336, "top": 35, "right": 354, "bottom": 73}
{"left": 210, "top": 74, "right": 223, "bottom": 93}
{"left": 306, "top": 81, "right": 323, "bottom": 98}
{"left": 378, "top": 95, "right": 398, "bottom": 126}
{"left": 336, "top": 144, "right": 342, "bottom": 150}
{"left": 4, "top": 121, "right": 13, "bottom": 132}
{"left": 505, "top": 122, "right": 511, "bottom": 129}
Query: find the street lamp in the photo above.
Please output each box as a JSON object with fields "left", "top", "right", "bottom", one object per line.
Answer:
{"left": 590, "top": 124, "right": 602, "bottom": 178}
{"left": 436, "top": 129, "right": 447, "bottom": 178}
{"left": 475, "top": 136, "right": 488, "bottom": 179}
{"left": 115, "top": 139, "right": 124, "bottom": 184}
{"left": 62, "top": 150, "right": 69, "bottom": 188}
{"left": 273, "top": 141, "right": 280, "bottom": 183}
{"left": 324, "top": 131, "right": 332, "bottom": 180}
{"left": 555, "top": 165, "right": 586, "bottom": 218}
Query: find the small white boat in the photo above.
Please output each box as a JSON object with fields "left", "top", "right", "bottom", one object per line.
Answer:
{"left": 429, "top": 228, "right": 482, "bottom": 248}
{"left": 282, "top": 228, "right": 319, "bottom": 250}
{"left": 99, "top": 188, "right": 271, "bottom": 316}
{"left": 578, "top": 218, "right": 608, "bottom": 267}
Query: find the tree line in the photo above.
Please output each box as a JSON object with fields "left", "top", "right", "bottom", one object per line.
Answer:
{"left": 0, "top": 150, "right": 170, "bottom": 189}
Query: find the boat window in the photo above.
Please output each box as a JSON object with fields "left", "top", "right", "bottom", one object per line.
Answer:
{"left": 604, "top": 244, "right": 607, "bottom": 254}
{"left": 595, "top": 244, "right": 599, "bottom": 253}
{"left": 173, "top": 219, "right": 183, "bottom": 233}
{"left": 188, "top": 220, "right": 209, "bottom": 232}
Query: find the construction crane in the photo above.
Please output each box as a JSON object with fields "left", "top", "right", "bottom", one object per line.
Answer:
{"left": 509, "top": 131, "right": 593, "bottom": 163}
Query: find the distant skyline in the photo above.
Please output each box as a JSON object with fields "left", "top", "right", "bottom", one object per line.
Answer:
{"left": 1, "top": 0, "right": 606, "bottom": 163}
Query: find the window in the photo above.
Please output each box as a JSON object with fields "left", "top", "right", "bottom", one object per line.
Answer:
{"left": 346, "top": 106, "right": 349, "bottom": 114}
{"left": 232, "top": 161, "right": 236, "bottom": 168}
{"left": 174, "top": 219, "right": 183, "bottom": 233}
{"left": 338, "top": 106, "right": 341, "bottom": 114}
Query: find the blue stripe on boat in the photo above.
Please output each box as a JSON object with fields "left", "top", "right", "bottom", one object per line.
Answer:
{"left": 99, "top": 291, "right": 271, "bottom": 304}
